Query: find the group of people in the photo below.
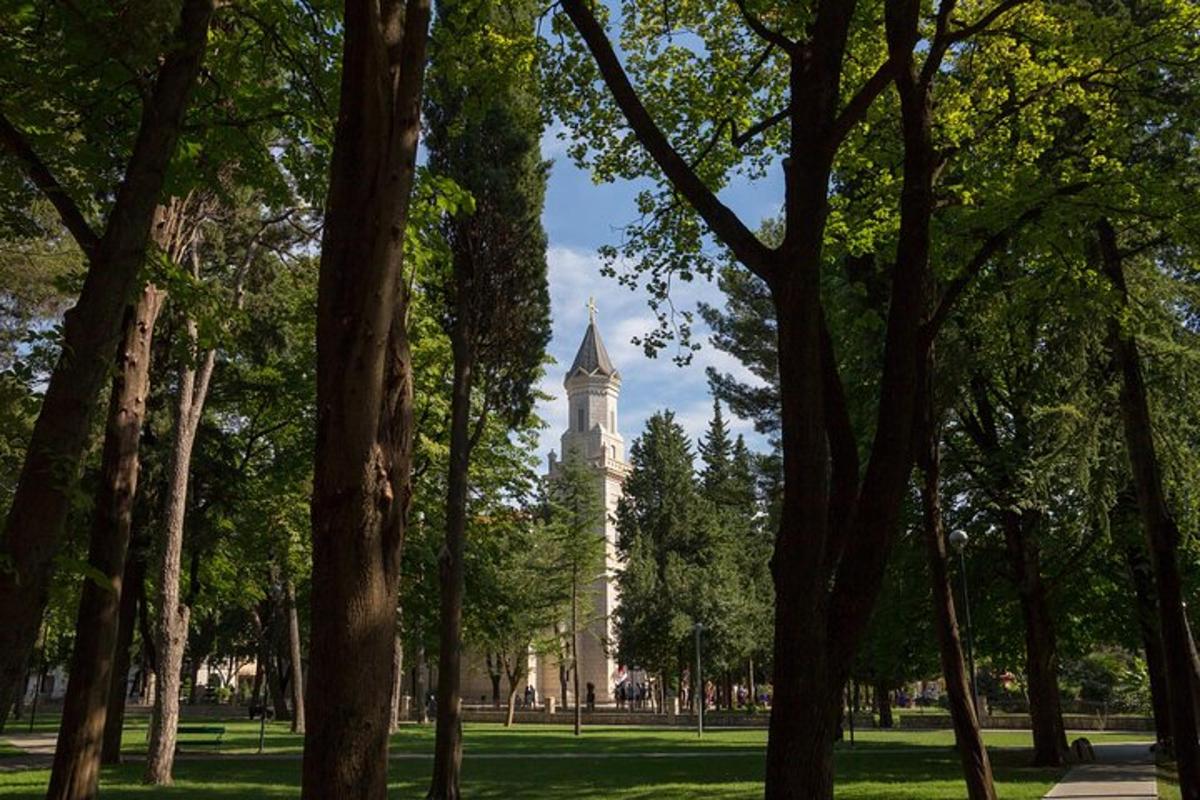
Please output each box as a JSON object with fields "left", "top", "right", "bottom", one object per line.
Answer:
{"left": 613, "top": 678, "right": 652, "bottom": 710}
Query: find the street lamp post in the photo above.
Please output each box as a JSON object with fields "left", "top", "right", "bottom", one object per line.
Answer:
{"left": 693, "top": 622, "right": 704, "bottom": 738}
{"left": 948, "top": 530, "right": 979, "bottom": 719}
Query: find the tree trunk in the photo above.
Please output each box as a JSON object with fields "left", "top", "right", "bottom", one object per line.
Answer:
{"left": 429, "top": 320, "right": 473, "bottom": 799}
{"left": 284, "top": 578, "right": 306, "bottom": 733}
{"left": 1125, "top": 540, "right": 1173, "bottom": 748}
{"left": 0, "top": 0, "right": 213, "bottom": 731}
{"left": 1185, "top": 616, "right": 1200, "bottom": 732}
{"left": 187, "top": 660, "right": 202, "bottom": 705}
{"left": 876, "top": 681, "right": 893, "bottom": 729}
{"left": 1099, "top": 217, "right": 1200, "bottom": 799}
{"left": 413, "top": 645, "right": 428, "bottom": 723}
{"left": 917, "top": 395, "right": 997, "bottom": 800}
{"left": 389, "top": 633, "right": 404, "bottom": 732}
{"left": 503, "top": 659, "right": 524, "bottom": 728}
{"left": 301, "top": 1, "right": 428, "bottom": 797}
{"left": 999, "top": 511, "right": 1067, "bottom": 766}
{"left": 486, "top": 654, "right": 501, "bottom": 708}
{"left": 572, "top": 566, "right": 582, "bottom": 737}
{"left": 270, "top": 651, "right": 292, "bottom": 721}
{"left": 144, "top": 305, "right": 216, "bottom": 784}
{"left": 558, "top": 629, "right": 569, "bottom": 711}
{"left": 46, "top": 283, "right": 164, "bottom": 800}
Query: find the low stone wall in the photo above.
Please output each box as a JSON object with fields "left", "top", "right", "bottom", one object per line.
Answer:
{"left": 897, "top": 712, "right": 1154, "bottom": 732}
{"left": 460, "top": 707, "right": 772, "bottom": 727}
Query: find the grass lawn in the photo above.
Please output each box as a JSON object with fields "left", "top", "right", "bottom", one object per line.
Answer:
{"left": 1157, "top": 760, "right": 1181, "bottom": 800}
{"left": 0, "top": 720, "right": 1153, "bottom": 798}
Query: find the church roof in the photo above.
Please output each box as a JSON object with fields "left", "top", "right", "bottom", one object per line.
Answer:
{"left": 566, "top": 319, "right": 617, "bottom": 381}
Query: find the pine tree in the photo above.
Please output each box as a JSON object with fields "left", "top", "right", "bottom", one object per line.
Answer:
{"left": 698, "top": 399, "right": 733, "bottom": 496}
{"left": 614, "top": 412, "right": 717, "bottom": 698}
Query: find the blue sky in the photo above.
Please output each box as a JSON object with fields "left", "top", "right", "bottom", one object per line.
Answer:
{"left": 533, "top": 121, "right": 779, "bottom": 467}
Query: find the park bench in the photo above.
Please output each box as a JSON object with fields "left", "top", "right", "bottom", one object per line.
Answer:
{"left": 175, "top": 725, "right": 226, "bottom": 752}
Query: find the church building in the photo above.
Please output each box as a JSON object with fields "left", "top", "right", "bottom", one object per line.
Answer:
{"left": 461, "top": 302, "right": 630, "bottom": 706}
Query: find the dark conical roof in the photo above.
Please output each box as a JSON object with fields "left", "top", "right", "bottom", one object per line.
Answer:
{"left": 566, "top": 319, "right": 617, "bottom": 380}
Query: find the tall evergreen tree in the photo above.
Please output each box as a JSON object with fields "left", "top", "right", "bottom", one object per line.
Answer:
{"left": 698, "top": 399, "right": 733, "bottom": 494}
{"left": 424, "top": 1, "right": 551, "bottom": 795}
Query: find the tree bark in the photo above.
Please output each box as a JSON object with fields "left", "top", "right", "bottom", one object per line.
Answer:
{"left": 916, "top": 387, "right": 997, "bottom": 800}
{"left": 558, "top": 2, "right": 931, "bottom": 795}
{"left": 301, "top": 1, "right": 428, "bottom": 797}
{"left": 1099, "top": 217, "right": 1200, "bottom": 799}
{"left": 269, "top": 651, "right": 292, "bottom": 721}
{"left": 285, "top": 578, "right": 306, "bottom": 734}
{"left": 998, "top": 511, "right": 1068, "bottom": 766}
{"left": 876, "top": 681, "right": 893, "bottom": 729}
{"left": 101, "top": 533, "right": 142, "bottom": 764}
{"left": 46, "top": 282, "right": 164, "bottom": 800}
{"left": 429, "top": 316, "right": 473, "bottom": 799}
{"left": 390, "top": 633, "right": 404, "bottom": 732}
{"left": 1125, "top": 539, "right": 1173, "bottom": 748}
{"left": 503, "top": 656, "right": 524, "bottom": 728}
{"left": 486, "top": 653, "right": 501, "bottom": 708}
{"left": 0, "top": 0, "right": 213, "bottom": 730}
{"left": 144, "top": 294, "right": 217, "bottom": 784}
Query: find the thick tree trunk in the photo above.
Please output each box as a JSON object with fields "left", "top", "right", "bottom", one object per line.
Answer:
{"left": 1185, "top": 617, "right": 1200, "bottom": 730}
{"left": 1099, "top": 217, "right": 1200, "bottom": 799}
{"left": 144, "top": 311, "right": 216, "bottom": 784}
{"left": 47, "top": 283, "right": 164, "bottom": 800}
{"left": 269, "top": 652, "right": 292, "bottom": 721}
{"left": 0, "top": 0, "right": 213, "bottom": 730}
{"left": 101, "top": 536, "right": 141, "bottom": 765}
{"left": 301, "top": 1, "right": 428, "bottom": 797}
{"left": 429, "top": 327, "right": 473, "bottom": 799}
{"left": 560, "top": 2, "right": 933, "bottom": 797}
{"left": 284, "top": 578, "right": 306, "bottom": 733}
{"left": 876, "top": 681, "right": 893, "bottom": 729}
{"left": 1125, "top": 540, "right": 1173, "bottom": 748}
{"left": 1000, "top": 511, "right": 1067, "bottom": 766}
{"left": 504, "top": 660, "right": 524, "bottom": 728}
{"left": 917, "top": 397, "right": 997, "bottom": 800}
{"left": 187, "top": 660, "right": 202, "bottom": 705}
{"left": 486, "top": 654, "right": 501, "bottom": 708}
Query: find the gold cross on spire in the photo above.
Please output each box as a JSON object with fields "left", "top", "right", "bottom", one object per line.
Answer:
{"left": 587, "top": 296, "right": 598, "bottom": 324}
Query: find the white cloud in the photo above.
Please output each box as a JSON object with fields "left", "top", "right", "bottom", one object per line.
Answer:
{"left": 534, "top": 244, "right": 769, "bottom": 469}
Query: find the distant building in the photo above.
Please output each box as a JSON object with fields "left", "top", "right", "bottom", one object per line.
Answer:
{"left": 461, "top": 302, "right": 630, "bottom": 706}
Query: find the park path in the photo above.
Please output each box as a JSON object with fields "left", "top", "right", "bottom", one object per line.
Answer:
{"left": 1043, "top": 743, "right": 1157, "bottom": 799}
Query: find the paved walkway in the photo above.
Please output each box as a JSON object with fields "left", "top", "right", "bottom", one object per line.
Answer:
{"left": 1044, "top": 743, "right": 1157, "bottom": 799}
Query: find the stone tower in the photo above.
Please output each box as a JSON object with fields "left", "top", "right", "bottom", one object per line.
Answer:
{"left": 543, "top": 299, "right": 629, "bottom": 705}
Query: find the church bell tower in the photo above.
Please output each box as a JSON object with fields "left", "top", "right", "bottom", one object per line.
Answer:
{"left": 544, "top": 298, "right": 629, "bottom": 705}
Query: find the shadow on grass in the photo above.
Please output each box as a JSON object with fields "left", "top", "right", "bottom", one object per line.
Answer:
{"left": 0, "top": 740, "right": 1068, "bottom": 800}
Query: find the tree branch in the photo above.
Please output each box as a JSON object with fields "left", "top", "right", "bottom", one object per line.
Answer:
{"left": 945, "top": 0, "right": 1031, "bottom": 44}
{"left": 829, "top": 58, "right": 895, "bottom": 146}
{"left": 560, "top": 0, "right": 774, "bottom": 279}
{"left": 0, "top": 112, "right": 101, "bottom": 256}
{"left": 921, "top": 182, "right": 1088, "bottom": 345}
{"left": 731, "top": 0, "right": 797, "bottom": 52}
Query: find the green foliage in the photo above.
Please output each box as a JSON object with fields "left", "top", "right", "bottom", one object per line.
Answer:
{"left": 614, "top": 407, "right": 771, "bottom": 683}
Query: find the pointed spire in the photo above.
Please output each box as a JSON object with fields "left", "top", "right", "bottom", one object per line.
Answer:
{"left": 567, "top": 302, "right": 616, "bottom": 380}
